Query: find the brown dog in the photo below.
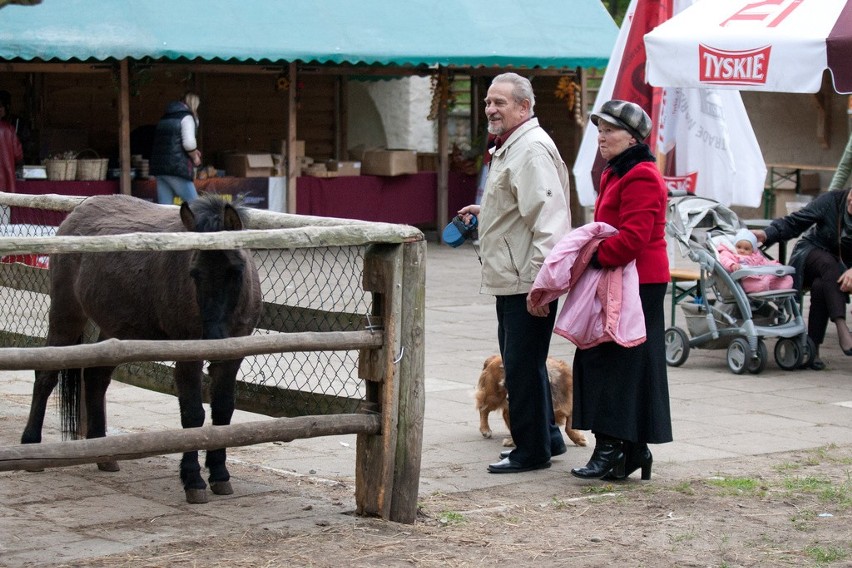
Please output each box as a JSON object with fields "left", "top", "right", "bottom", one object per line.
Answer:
{"left": 475, "top": 354, "right": 587, "bottom": 448}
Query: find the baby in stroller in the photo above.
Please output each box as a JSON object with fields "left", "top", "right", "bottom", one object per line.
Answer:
{"left": 665, "top": 194, "right": 811, "bottom": 374}
{"left": 717, "top": 228, "right": 793, "bottom": 293}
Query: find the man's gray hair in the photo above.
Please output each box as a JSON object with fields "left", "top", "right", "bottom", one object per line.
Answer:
{"left": 492, "top": 72, "right": 535, "bottom": 115}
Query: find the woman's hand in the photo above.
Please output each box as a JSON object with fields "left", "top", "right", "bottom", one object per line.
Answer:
{"left": 838, "top": 267, "right": 852, "bottom": 293}
{"left": 752, "top": 229, "right": 767, "bottom": 243}
{"left": 189, "top": 149, "right": 202, "bottom": 167}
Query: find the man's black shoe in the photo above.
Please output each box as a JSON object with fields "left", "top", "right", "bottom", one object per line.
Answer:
{"left": 500, "top": 444, "right": 567, "bottom": 460}
{"left": 487, "top": 457, "right": 551, "bottom": 474}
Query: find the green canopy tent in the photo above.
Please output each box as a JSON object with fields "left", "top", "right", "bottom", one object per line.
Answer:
{"left": 0, "top": 0, "right": 617, "bottom": 222}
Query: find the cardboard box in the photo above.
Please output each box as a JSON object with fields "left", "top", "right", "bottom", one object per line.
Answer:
{"left": 417, "top": 152, "right": 439, "bottom": 172}
{"left": 271, "top": 139, "right": 306, "bottom": 158}
{"left": 361, "top": 149, "right": 418, "bottom": 176}
{"left": 326, "top": 160, "right": 361, "bottom": 177}
{"left": 304, "top": 163, "right": 337, "bottom": 178}
{"left": 348, "top": 144, "right": 374, "bottom": 161}
{"left": 225, "top": 153, "right": 275, "bottom": 177}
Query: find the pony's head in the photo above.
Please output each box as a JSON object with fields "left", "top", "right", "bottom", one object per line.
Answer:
{"left": 179, "top": 195, "right": 251, "bottom": 340}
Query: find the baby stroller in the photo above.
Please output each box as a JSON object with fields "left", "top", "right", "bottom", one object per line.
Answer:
{"left": 665, "top": 194, "right": 813, "bottom": 374}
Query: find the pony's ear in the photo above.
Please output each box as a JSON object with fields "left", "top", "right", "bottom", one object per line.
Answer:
{"left": 223, "top": 204, "right": 244, "bottom": 231}
{"left": 180, "top": 202, "right": 197, "bottom": 231}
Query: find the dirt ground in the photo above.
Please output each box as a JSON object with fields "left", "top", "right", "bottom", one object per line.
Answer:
{"left": 43, "top": 444, "right": 851, "bottom": 568}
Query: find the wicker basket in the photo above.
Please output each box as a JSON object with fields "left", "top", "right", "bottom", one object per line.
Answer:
{"left": 45, "top": 159, "right": 78, "bottom": 181}
{"left": 76, "top": 149, "right": 108, "bottom": 181}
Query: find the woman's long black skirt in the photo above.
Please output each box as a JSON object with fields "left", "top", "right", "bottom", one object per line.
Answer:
{"left": 572, "top": 283, "right": 673, "bottom": 444}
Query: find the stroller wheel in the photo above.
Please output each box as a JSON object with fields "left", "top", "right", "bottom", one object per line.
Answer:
{"left": 747, "top": 339, "right": 768, "bottom": 374}
{"left": 665, "top": 327, "right": 690, "bottom": 367}
{"left": 775, "top": 337, "right": 805, "bottom": 370}
{"left": 727, "top": 337, "right": 752, "bottom": 374}
{"left": 798, "top": 336, "right": 817, "bottom": 369}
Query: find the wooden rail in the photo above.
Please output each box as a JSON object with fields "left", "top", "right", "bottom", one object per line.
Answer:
{"left": 0, "top": 414, "right": 381, "bottom": 472}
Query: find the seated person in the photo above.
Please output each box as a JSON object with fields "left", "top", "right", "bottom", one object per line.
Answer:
{"left": 717, "top": 228, "right": 793, "bottom": 293}
{"left": 754, "top": 188, "right": 852, "bottom": 370}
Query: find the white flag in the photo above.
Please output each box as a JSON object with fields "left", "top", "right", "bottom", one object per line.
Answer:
{"left": 657, "top": 86, "right": 766, "bottom": 207}
{"left": 575, "top": 0, "right": 766, "bottom": 209}
{"left": 655, "top": 0, "right": 766, "bottom": 207}
{"left": 574, "top": 0, "right": 643, "bottom": 207}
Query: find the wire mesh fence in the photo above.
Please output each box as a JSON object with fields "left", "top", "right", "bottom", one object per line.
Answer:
{"left": 0, "top": 201, "right": 375, "bottom": 417}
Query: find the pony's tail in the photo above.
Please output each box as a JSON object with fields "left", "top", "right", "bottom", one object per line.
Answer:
{"left": 58, "top": 367, "right": 82, "bottom": 440}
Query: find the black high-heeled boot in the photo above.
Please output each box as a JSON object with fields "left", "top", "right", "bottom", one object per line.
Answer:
{"left": 571, "top": 435, "right": 625, "bottom": 479}
{"left": 603, "top": 442, "right": 653, "bottom": 481}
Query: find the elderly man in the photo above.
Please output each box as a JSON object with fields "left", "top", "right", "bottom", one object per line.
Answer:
{"left": 459, "top": 72, "right": 572, "bottom": 473}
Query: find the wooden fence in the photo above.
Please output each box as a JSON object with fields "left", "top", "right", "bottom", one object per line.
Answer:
{"left": 0, "top": 192, "right": 426, "bottom": 524}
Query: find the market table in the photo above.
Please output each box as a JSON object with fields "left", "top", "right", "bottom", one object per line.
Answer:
{"left": 14, "top": 172, "right": 478, "bottom": 227}
{"left": 296, "top": 171, "right": 477, "bottom": 226}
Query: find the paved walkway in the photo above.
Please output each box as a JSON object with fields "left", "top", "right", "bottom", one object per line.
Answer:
{"left": 1, "top": 240, "right": 851, "bottom": 565}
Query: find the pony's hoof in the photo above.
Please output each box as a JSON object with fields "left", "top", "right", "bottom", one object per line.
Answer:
{"left": 185, "top": 488, "right": 209, "bottom": 504}
{"left": 97, "top": 461, "right": 120, "bottom": 472}
{"left": 210, "top": 480, "right": 233, "bottom": 495}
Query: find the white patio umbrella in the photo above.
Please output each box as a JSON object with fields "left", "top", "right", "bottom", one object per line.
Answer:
{"left": 645, "top": 0, "right": 852, "bottom": 93}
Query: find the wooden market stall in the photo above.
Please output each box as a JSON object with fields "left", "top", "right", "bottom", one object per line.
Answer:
{"left": 0, "top": 0, "right": 618, "bottom": 230}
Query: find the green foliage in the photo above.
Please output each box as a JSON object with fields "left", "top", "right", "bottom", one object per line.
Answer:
{"left": 602, "top": 0, "right": 632, "bottom": 26}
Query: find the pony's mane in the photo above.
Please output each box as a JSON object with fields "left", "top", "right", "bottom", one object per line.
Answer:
{"left": 189, "top": 194, "right": 247, "bottom": 232}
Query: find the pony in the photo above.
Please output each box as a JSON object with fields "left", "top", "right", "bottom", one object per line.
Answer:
{"left": 21, "top": 194, "right": 262, "bottom": 504}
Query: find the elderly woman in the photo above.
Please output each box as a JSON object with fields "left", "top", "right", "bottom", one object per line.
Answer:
{"left": 570, "top": 100, "right": 673, "bottom": 481}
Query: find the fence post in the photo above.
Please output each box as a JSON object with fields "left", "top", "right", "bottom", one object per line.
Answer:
{"left": 356, "top": 243, "right": 403, "bottom": 519}
{"left": 389, "top": 239, "right": 426, "bottom": 523}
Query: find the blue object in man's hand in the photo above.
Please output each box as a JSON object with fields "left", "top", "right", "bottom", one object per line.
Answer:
{"left": 443, "top": 215, "right": 478, "bottom": 248}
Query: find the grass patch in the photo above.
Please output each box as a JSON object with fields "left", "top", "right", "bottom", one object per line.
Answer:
{"left": 580, "top": 484, "right": 617, "bottom": 495}
{"left": 773, "top": 461, "right": 801, "bottom": 473}
{"left": 790, "top": 510, "right": 817, "bottom": 532}
{"left": 707, "top": 476, "right": 767, "bottom": 497}
{"left": 783, "top": 475, "right": 852, "bottom": 508}
{"left": 804, "top": 544, "right": 848, "bottom": 564}
{"left": 668, "top": 530, "right": 697, "bottom": 544}
{"left": 438, "top": 511, "right": 465, "bottom": 526}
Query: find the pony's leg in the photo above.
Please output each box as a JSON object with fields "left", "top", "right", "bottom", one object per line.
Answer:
{"left": 21, "top": 304, "right": 87, "bottom": 447}
{"left": 83, "top": 366, "right": 120, "bottom": 472}
{"left": 21, "top": 369, "right": 61, "bottom": 445}
{"left": 174, "top": 360, "right": 208, "bottom": 504}
{"left": 205, "top": 358, "right": 242, "bottom": 495}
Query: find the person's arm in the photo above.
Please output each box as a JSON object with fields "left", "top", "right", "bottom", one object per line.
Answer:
{"left": 516, "top": 148, "right": 571, "bottom": 318}
{"left": 596, "top": 166, "right": 663, "bottom": 267}
{"left": 763, "top": 191, "right": 831, "bottom": 245}
{"left": 516, "top": 151, "right": 571, "bottom": 276}
{"left": 180, "top": 115, "right": 201, "bottom": 166}
{"left": 12, "top": 132, "right": 22, "bottom": 164}
{"left": 717, "top": 247, "right": 740, "bottom": 272}
{"left": 829, "top": 133, "right": 852, "bottom": 190}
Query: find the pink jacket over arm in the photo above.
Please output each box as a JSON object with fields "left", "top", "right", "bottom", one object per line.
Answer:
{"left": 530, "top": 222, "right": 646, "bottom": 349}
